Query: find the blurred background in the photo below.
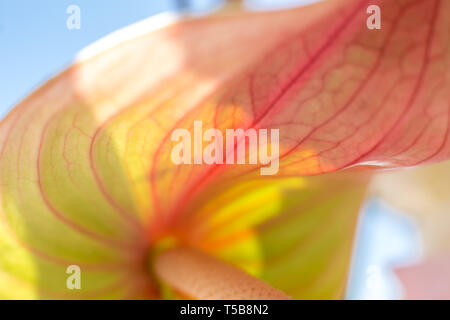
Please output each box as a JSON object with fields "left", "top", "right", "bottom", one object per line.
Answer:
{"left": 0, "top": 0, "right": 423, "bottom": 299}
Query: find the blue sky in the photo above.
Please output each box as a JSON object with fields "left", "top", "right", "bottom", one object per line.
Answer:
{"left": 0, "top": 0, "right": 179, "bottom": 115}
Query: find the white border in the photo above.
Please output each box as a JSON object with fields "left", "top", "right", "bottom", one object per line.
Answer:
{"left": 76, "top": 12, "right": 183, "bottom": 63}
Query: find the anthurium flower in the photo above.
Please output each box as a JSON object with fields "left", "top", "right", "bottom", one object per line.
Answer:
{"left": 372, "top": 161, "right": 450, "bottom": 299}
{"left": 1, "top": 0, "right": 450, "bottom": 299}
{"left": 395, "top": 253, "right": 450, "bottom": 300}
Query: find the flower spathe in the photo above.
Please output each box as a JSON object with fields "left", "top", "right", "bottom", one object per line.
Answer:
{"left": 1, "top": 0, "right": 450, "bottom": 299}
